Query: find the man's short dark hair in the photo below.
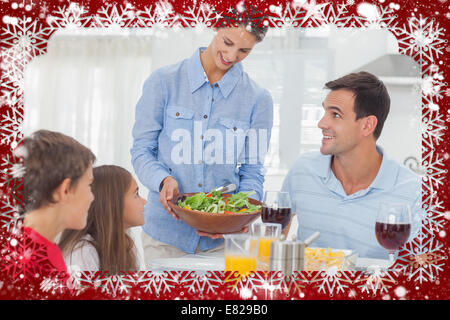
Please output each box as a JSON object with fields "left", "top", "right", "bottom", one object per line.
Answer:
{"left": 324, "top": 71, "right": 390, "bottom": 139}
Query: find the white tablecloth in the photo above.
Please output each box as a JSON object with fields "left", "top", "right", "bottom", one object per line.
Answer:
{"left": 148, "top": 251, "right": 390, "bottom": 273}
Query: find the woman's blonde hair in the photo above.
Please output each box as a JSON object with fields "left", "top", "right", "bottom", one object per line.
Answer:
{"left": 59, "top": 165, "right": 137, "bottom": 274}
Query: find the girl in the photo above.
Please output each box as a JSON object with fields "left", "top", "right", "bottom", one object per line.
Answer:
{"left": 59, "top": 165, "right": 146, "bottom": 274}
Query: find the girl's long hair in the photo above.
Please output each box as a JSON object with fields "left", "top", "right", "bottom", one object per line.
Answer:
{"left": 59, "top": 165, "right": 138, "bottom": 274}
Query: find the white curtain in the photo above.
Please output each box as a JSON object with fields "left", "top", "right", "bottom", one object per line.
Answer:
{"left": 24, "top": 32, "right": 153, "bottom": 173}
{"left": 24, "top": 28, "right": 213, "bottom": 173}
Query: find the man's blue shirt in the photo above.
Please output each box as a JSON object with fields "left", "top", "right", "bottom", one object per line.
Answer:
{"left": 281, "top": 147, "right": 423, "bottom": 259}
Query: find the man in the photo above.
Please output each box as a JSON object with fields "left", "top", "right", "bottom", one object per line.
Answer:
{"left": 281, "top": 71, "right": 422, "bottom": 259}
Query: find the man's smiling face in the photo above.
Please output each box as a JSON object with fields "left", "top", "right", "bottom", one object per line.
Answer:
{"left": 318, "top": 89, "right": 365, "bottom": 156}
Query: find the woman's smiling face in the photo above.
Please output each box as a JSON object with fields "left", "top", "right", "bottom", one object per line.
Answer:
{"left": 210, "top": 27, "right": 258, "bottom": 71}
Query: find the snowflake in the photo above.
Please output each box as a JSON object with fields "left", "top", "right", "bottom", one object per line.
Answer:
{"left": 0, "top": 193, "right": 22, "bottom": 231}
{"left": 394, "top": 15, "right": 446, "bottom": 65}
{"left": 352, "top": 3, "right": 400, "bottom": 29}
{"left": 136, "top": 271, "right": 178, "bottom": 297}
{"left": 176, "top": 3, "right": 219, "bottom": 28}
{"left": 265, "top": 4, "right": 305, "bottom": 28}
{"left": 0, "top": 17, "right": 51, "bottom": 144}
{"left": 421, "top": 190, "right": 446, "bottom": 236}
{"left": 320, "top": 3, "right": 354, "bottom": 26}
{"left": 1, "top": 16, "right": 52, "bottom": 57}
{"left": 64, "top": 267, "right": 96, "bottom": 295}
{"left": 266, "top": 2, "right": 354, "bottom": 28}
{"left": 40, "top": 276, "right": 69, "bottom": 295}
{"left": 46, "top": 3, "right": 90, "bottom": 30}
{"left": 354, "top": 268, "right": 399, "bottom": 296}
{"left": 241, "top": 271, "right": 300, "bottom": 299}
{"left": 395, "top": 230, "right": 446, "bottom": 283}
{"left": 92, "top": 3, "right": 136, "bottom": 29}
{"left": 179, "top": 271, "right": 222, "bottom": 297}
{"left": 95, "top": 273, "right": 137, "bottom": 298}
{"left": 309, "top": 268, "right": 355, "bottom": 296}
{"left": 1, "top": 108, "right": 23, "bottom": 148}
{"left": 299, "top": 0, "right": 329, "bottom": 24}
{"left": 0, "top": 228, "right": 55, "bottom": 283}
{"left": 422, "top": 107, "right": 446, "bottom": 148}
{"left": 225, "top": 271, "right": 274, "bottom": 299}
{"left": 154, "top": 1, "right": 175, "bottom": 21}
{"left": 0, "top": 153, "right": 24, "bottom": 208}
{"left": 422, "top": 147, "right": 446, "bottom": 195}
{"left": 0, "top": 46, "right": 31, "bottom": 108}
{"left": 135, "top": 3, "right": 178, "bottom": 27}
{"left": 412, "top": 65, "right": 446, "bottom": 105}
{"left": 267, "top": 2, "right": 398, "bottom": 30}
{"left": 66, "top": 269, "right": 124, "bottom": 297}
{"left": 258, "top": 278, "right": 283, "bottom": 299}
{"left": 276, "top": 271, "right": 309, "bottom": 298}
{"left": 39, "top": 3, "right": 50, "bottom": 19}
{"left": 219, "top": 3, "right": 267, "bottom": 29}
{"left": 420, "top": 74, "right": 445, "bottom": 100}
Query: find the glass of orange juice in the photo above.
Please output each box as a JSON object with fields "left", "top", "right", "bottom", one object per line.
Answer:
{"left": 250, "top": 223, "right": 282, "bottom": 271}
{"left": 224, "top": 234, "right": 258, "bottom": 276}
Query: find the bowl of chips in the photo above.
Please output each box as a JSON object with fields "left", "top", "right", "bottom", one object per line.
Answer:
{"left": 304, "top": 247, "right": 358, "bottom": 271}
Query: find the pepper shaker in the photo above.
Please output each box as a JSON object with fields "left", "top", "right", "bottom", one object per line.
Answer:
{"left": 291, "top": 241, "right": 305, "bottom": 272}
{"left": 269, "top": 241, "right": 293, "bottom": 276}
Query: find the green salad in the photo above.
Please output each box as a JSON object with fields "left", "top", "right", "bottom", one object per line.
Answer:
{"left": 177, "top": 190, "right": 261, "bottom": 214}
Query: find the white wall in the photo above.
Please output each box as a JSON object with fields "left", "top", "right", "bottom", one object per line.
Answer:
{"left": 377, "top": 82, "right": 422, "bottom": 164}
{"left": 327, "top": 27, "right": 398, "bottom": 78}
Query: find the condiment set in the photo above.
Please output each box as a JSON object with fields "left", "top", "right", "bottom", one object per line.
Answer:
{"left": 269, "top": 231, "right": 320, "bottom": 275}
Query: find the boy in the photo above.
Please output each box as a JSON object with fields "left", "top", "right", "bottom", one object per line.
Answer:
{"left": 2, "top": 130, "right": 96, "bottom": 280}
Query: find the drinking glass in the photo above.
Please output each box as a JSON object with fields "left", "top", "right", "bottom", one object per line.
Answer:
{"left": 261, "top": 191, "right": 292, "bottom": 230}
{"left": 250, "top": 223, "right": 282, "bottom": 271}
{"left": 224, "top": 234, "right": 258, "bottom": 276}
{"left": 375, "top": 202, "right": 412, "bottom": 267}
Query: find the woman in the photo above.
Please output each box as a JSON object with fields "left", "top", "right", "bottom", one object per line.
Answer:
{"left": 59, "top": 165, "right": 146, "bottom": 274}
{"left": 131, "top": 23, "right": 273, "bottom": 266}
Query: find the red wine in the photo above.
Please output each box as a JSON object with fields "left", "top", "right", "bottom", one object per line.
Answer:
{"left": 261, "top": 207, "right": 291, "bottom": 230}
{"left": 375, "top": 222, "right": 411, "bottom": 251}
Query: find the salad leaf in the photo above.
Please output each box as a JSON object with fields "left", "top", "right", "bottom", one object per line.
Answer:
{"left": 177, "top": 190, "right": 261, "bottom": 214}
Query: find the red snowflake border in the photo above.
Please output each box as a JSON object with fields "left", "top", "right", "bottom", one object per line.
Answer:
{"left": 0, "top": 0, "right": 448, "bottom": 300}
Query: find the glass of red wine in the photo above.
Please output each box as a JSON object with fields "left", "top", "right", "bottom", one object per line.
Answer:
{"left": 375, "top": 202, "right": 412, "bottom": 267}
{"left": 261, "top": 191, "right": 292, "bottom": 231}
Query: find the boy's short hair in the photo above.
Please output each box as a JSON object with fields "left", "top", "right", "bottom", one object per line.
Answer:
{"left": 22, "top": 130, "right": 96, "bottom": 211}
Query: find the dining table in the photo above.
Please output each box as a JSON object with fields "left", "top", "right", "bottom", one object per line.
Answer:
{"left": 148, "top": 250, "right": 391, "bottom": 274}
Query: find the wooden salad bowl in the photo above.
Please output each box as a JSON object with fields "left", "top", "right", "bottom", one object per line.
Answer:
{"left": 168, "top": 193, "right": 262, "bottom": 234}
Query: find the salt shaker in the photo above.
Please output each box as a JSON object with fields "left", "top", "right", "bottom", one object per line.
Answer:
{"left": 291, "top": 241, "right": 306, "bottom": 272}
{"left": 269, "top": 241, "right": 294, "bottom": 276}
